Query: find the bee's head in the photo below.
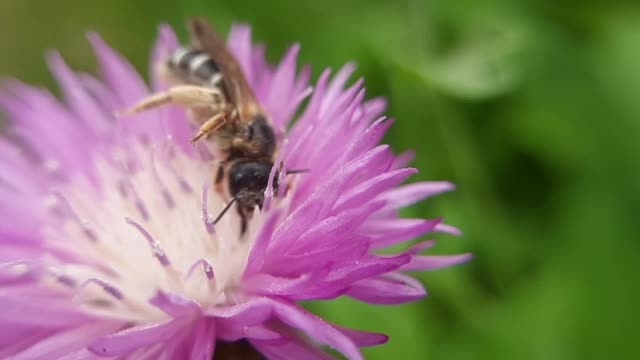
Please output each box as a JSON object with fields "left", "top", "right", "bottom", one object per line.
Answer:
{"left": 228, "top": 159, "right": 277, "bottom": 212}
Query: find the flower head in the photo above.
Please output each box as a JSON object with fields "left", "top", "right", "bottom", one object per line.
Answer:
{"left": 0, "top": 23, "right": 470, "bottom": 359}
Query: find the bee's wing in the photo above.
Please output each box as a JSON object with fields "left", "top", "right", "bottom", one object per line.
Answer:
{"left": 187, "top": 17, "right": 262, "bottom": 120}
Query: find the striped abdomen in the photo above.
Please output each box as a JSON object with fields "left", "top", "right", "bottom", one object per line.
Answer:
{"left": 168, "top": 47, "right": 223, "bottom": 87}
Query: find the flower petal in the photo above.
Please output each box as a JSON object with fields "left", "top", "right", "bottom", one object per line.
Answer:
{"left": 0, "top": 82, "right": 92, "bottom": 172}
{"left": 401, "top": 253, "right": 473, "bottom": 271}
{"left": 332, "top": 168, "right": 418, "bottom": 214}
{"left": 148, "top": 24, "right": 195, "bottom": 156}
{"left": 88, "top": 32, "right": 162, "bottom": 139}
{"left": 325, "top": 254, "right": 410, "bottom": 284}
{"left": 321, "top": 63, "right": 356, "bottom": 116}
{"left": 333, "top": 325, "right": 389, "bottom": 347}
{"left": 210, "top": 297, "right": 363, "bottom": 359}
{"left": 190, "top": 319, "right": 216, "bottom": 360}
{"left": 12, "top": 322, "right": 120, "bottom": 360}
{"left": 228, "top": 24, "right": 255, "bottom": 87}
{"left": 47, "top": 51, "right": 111, "bottom": 136}
{"left": 88, "top": 319, "right": 186, "bottom": 356}
{"left": 88, "top": 32, "right": 148, "bottom": 107}
{"left": 268, "top": 298, "right": 363, "bottom": 360}
{"left": 392, "top": 150, "right": 415, "bottom": 169}
{"left": 268, "top": 44, "right": 301, "bottom": 118}
{"left": 245, "top": 208, "right": 284, "bottom": 275}
{"left": 346, "top": 273, "right": 426, "bottom": 304}
{"left": 285, "top": 201, "right": 385, "bottom": 256}
{"left": 209, "top": 299, "right": 274, "bottom": 341}
{"left": 367, "top": 218, "right": 442, "bottom": 248}
{"left": 244, "top": 325, "right": 286, "bottom": 344}
{"left": 149, "top": 290, "right": 201, "bottom": 317}
{"left": 252, "top": 336, "right": 337, "bottom": 360}
{"left": 376, "top": 181, "right": 455, "bottom": 212}
{"left": 435, "top": 223, "right": 463, "bottom": 236}
{"left": 150, "top": 24, "right": 179, "bottom": 91}
{"left": 0, "top": 286, "right": 89, "bottom": 327}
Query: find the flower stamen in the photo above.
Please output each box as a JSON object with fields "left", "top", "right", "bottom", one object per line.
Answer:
{"left": 79, "top": 278, "right": 123, "bottom": 300}
{"left": 119, "top": 178, "right": 150, "bottom": 221}
{"left": 201, "top": 182, "right": 215, "bottom": 234}
{"left": 150, "top": 147, "right": 176, "bottom": 209}
{"left": 185, "top": 258, "right": 216, "bottom": 281}
{"left": 124, "top": 217, "right": 170, "bottom": 267}
{"left": 50, "top": 189, "right": 98, "bottom": 242}
{"left": 164, "top": 147, "right": 193, "bottom": 194}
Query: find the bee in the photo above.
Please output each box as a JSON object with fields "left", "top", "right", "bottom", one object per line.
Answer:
{"left": 121, "top": 17, "right": 278, "bottom": 233}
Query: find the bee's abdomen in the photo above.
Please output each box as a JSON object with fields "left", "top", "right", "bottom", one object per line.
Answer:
{"left": 168, "top": 47, "right": 222, "bottom": 86}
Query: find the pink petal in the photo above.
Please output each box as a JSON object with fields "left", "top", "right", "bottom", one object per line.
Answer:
{"left": 210, "top": 298, "right": 363, "bottom": 359}
{"left": 325, "top": 254, "right": 410, "bottom": 284}
{"left": 290, "top": 69, "right": 330, "bottom": 135}
{"left": 149, "top": 290, "right": 201, "bottom": 317}
{"left": 0, "top": 327, "right": 53, "bottom": 358}
{"left": 346, "top": 273, "right": 426, "bottom": 304}
{"left": 0, "top": 83, "right": 90, "bottom": 172}
{"left": 47, "top": 51, "right": 111, "bottom": 135}
{"left": 0, "top": 286, "right": 90, "bottom": 326}
{"left": 87, "top": 32, "right": 148, "bottom": 106}
{"left": 392, "top": 150, "right": 416, "bottom": 169}
{"left": 252, "top": 336, "right": 337, "bottom": 360}
{"left": 367, "top": 218, "right": 442, "bottom": 248}
{"left": 268, "top": 44, "right": 300, "bottom": 115}
{"left": 244, "top": 325, "right": 285, "bottom": 344}
{"left": 405, "top": 240, "right": 437, "bottom": 254}
{"left": 343, "top": 117, "right": 394, "bottom": 162}
{"left": 376, "top": 181, "right": 455, "bottom": 211}
{"left": 148, "top": 25, "right": 196, "bottom": 157}
{"left": 0, "top": 139, "right": 36, "bottom": 186}
{"left": 291, "top": 144, "right": 392, "bottom": 209}
{"left": 435, "top": 223, "right": 463, "bottom": 236}
{"left": 332, "top": 168, "right": 418, "bottom": 214}
{"left": 160, "top": 336, "right": 191, "bottom": 360}
{"left": 209, "top": 299, "right": 274, "bottom": 341}
{"left": 268, "top": 196, "right": 331, "bottom": 256}
{"left": 243, "top": 265, "right": 332, "bottom": 299}
{"left": 285, "top": 201, "right": 385, "bottom": 255}
{"left": 268, "top": 42, "right": 299, "bottom": 97}
{"left": 228, "top": 24, "right": 255, "bottom": 86}
{"left": 245, "top": 208, "right": 284, "bottom": 275}
{"left": 88, "top": 319, "right": 187, "bottom": 356}
{"left": 87, "top": 32, "right": 162, "bottom": 139}
{"left": 267, "top": 237, "right": 370, "bottom": 285}
{"left": 78, "top": 73, "right": 121, "bottom": 118}
{"left": 267, "top": 299, "right": 363, "bottom": 360}
{"left": 401, "top": 253, "right": 473, "bottom": 271}
{"left": 149, "top": 24, "right": 178, "bottom": 91}
{"left": 13, "top": 322, "right": 120, "bottom": 360}
{"left": 333, "top": 325, "right": 389, "bottom": 347}
{"left": 190, "top": 319, "right": 216, "bottom": 360}
{"left": 361, "top": 97, "right": 387, "bottom": 124}
{"left": 321, "top": 63, "right": 356, "bottom": 116}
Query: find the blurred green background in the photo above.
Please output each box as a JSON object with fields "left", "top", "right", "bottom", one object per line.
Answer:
{"left": 2, "top": 0, "right": 639, "bottom": 359}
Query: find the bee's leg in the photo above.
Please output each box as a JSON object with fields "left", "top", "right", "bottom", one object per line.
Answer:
{"left": 117, "top": 85, "right": 223, "bottom": 115}
{"left": 190, "top": 112, "right": 228, "bottom": 143}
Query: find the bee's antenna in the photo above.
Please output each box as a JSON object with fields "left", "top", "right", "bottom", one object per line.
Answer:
{"left": 285, "top": 168, "right": 310, "bottom": 175}
{"left": 212, "top": 196, "right": 238, "bottom": 225}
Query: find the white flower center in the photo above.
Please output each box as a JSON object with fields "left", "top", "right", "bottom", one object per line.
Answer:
{"left": 39, "top": 142, "right": 261, "bottom": 322}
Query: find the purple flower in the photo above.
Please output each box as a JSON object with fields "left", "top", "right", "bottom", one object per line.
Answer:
{"left": 0, "top": 23, "right": 470, "bottom": 359}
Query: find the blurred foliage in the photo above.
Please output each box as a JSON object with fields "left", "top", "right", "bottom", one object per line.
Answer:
{"left": 1, "top": 0, "right": 639, "bottom": 359}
